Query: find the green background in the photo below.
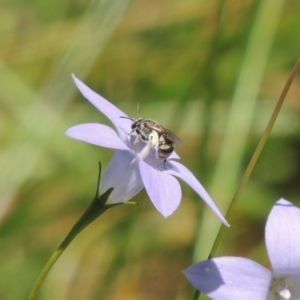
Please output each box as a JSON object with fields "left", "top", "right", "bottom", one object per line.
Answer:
{"left": 1, "top": 0, "right": 300, "bottom": 299}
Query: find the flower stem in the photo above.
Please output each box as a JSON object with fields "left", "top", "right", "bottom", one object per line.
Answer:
{"left": 28, "top": 247, "right": 64, "bottom": 300}
{"left": 192, "top": 55, "right": 300, "bottom": 300}
{"left": 209, "top": 56, "right": 300, "bottom": 259}
{"left": 28, "top": 163, "right": 117, "bottom": 300}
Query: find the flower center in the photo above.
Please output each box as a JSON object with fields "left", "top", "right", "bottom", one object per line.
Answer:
{"left": 277, "top": 286, "right": 291, "bottom": 299}
{"left": 268, "top": 276, "right": 299, "bottom": 300}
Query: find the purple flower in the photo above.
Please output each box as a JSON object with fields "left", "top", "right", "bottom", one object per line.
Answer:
{"left": 66, "top": 75, "right": 228, "bottom": 225}
{"left": 183, "top": 198, "right": 300, "bottom": 299}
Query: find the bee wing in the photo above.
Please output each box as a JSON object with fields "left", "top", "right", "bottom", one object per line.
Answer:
{"left": 144, "top": 120, "right": 182, "bottom": 147}
{"left": 163, "top": 128, "right": 183, "bottom": 147}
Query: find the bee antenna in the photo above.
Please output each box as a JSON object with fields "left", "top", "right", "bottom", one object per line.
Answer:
{"left": 120, "top": 116, "right": 133, "bottom": 121}
{"left": 137, "top": 103, "right": 140, "bottom": 118}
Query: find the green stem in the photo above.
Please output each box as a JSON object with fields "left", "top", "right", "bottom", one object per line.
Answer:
{"left": 192, "top": 56, "right": 300, "bottom": 300}
{"left": 28, "top": 162, "right": 117, "bottom": 300}
{"left": 209, "top": 56, "right": 300, "bottom": 259}
{"left": 28, "top": 247, "right": 64, "bottom": 300}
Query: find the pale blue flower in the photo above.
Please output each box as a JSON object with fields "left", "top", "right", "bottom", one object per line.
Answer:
{"left": 66, "top": 75, "right": 228, "bottom": 225}
{"left": 184, "top": 198, "right": 300, "bottom": 299}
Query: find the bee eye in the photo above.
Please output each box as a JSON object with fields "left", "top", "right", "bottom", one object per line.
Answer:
{"left": 131, "top": 124, "right": 136, "bottom": 129}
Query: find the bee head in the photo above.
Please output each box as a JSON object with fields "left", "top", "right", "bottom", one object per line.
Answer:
{"left": 131, "top": 118, "right": 145, "bottom": 129}
{"left": 120, "top": 116, "right": 143, "bottom": 129}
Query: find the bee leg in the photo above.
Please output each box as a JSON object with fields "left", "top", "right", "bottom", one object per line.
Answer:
{"left": 121, "top": 128, "right": 138, "bottom": 148}
{"left": 130, "top": 143, "right": 153, "bottom": 165}
{"left": 149, "top": 132, "right": 159, "bottom": 147}
{"left": 122, "top": 127, "right": 135, "bottom": 136}
{"left": 130, "top": 156, "right": 138, "bottom": 165}
{"left": 130, "top": 132, "right": 158, "bottom": 164}
{"left": 138, "top": 143, "right": 153, "bottom": 160}
{"left": 131, "top": 134, "right": 140, "bottom": 148}
{"left": 127, "top": 134, "right": 141, "bottom": 150}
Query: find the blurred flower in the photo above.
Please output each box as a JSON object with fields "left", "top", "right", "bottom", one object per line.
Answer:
{"left": 183, "top": 198, "right": 300, "bottom": 300}
{"left": 66, "top": 75, "right": 228, "bottom": 224}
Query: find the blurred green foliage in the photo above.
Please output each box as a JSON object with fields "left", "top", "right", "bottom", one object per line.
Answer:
{"left": 1, "top": 0, "right": 300, "bottom": 299}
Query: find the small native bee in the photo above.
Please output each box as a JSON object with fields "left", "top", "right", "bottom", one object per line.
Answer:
{"left": 120, "top": 104, "right": 182, "bottom": 164}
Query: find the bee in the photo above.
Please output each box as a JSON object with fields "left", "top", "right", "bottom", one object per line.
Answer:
{"left": 120, "top": 104, "right": 182, "bottom": 164}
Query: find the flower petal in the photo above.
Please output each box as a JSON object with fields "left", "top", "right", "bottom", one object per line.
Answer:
{"left": 183, "top": 257, "right": 271, "bottom": 300}
{"left": 72, "top": 75, "right": 130, "bottom": 139}
{"left": 66, "top": 123, "right": 129, "bottom": 150}
{"left": 169, "top": 151, "right": 180, "bottom": 160}
{"left": 266, "top": 198, "right": 300, "bottom": 274}
{"left": 100, "top": 150, "right": 144, "bottom": 204}
{"left": 139, "top": 160, "right": 181, "bottom": 217}
{"left": 165, "top": 161, "right": 229, "bottom": 226}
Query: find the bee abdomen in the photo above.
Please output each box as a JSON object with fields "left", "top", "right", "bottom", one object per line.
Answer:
{"left": 157, "top": 134, "right": 174, "bottom": 159}
{"left": 158, "top": 144, "right": 174, "bottom": 153}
